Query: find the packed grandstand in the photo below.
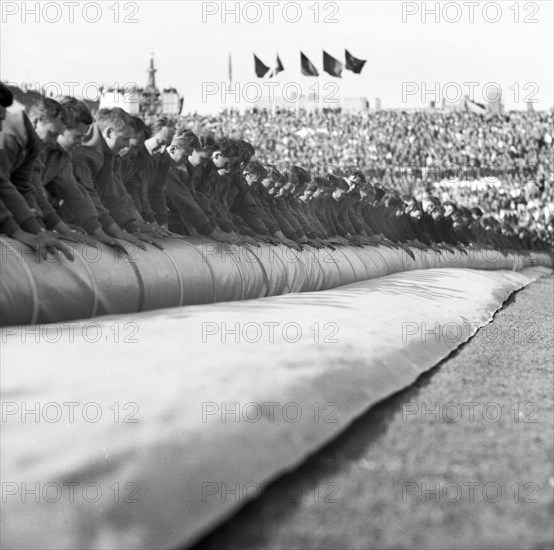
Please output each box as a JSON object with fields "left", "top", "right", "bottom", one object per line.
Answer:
{"left": 0, "top": 81, "right": 552, "bottom": 262}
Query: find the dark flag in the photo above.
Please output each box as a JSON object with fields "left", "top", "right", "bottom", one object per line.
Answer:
{"left": 254, "top": 54, "right": 270, "bottom": 78}
{"left": 345, "top": 49, "right": 366, "bottom": 74}
{"left": 465, "top": 98, "right": 487, "bottom": 115}
{"left": 269, "top": 54, "right": 284, "bottom": 78}
{"left": 300, "top": 52, "right": 319, "bottom": 77}
{"left": 323, "top": 50, "right": 343, "bottom": 77}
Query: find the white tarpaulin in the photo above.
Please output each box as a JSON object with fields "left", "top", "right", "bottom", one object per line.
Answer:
{"left": 1, "top": 266, "right": 551, "bottom": 549}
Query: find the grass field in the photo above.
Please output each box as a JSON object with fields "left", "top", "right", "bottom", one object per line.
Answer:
{"left": 190, "top": 274, "right": 554, "bottom": 550}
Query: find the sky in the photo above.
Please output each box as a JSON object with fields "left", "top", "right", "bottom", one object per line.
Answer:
{"left": 1, "top": 0, "right": 553, "bottom": 113}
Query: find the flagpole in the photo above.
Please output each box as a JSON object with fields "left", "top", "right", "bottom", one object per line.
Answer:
{"left": 296, "top": 46, "right": 301, "bottom": 117}
{"left": 271, "top": 46, "right": 277, "bottom": 116}
{"left": 228, "top": 48, "right": 233, "bottom": 113}
{"left": 337, "top": 50, "right": 343, "bottom": 114}
{"left": 228, "top": 49, "right": 232, "bottom": 86}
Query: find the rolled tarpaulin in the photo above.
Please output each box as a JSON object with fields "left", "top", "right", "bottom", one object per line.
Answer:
{"left": 1, "top": 265, "right": 551, "bottom": 550}
{"left": 0, "top": 235, "right": 551, "bottom": 326}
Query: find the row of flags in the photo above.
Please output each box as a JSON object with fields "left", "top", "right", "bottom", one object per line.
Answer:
{"left": 253, "top": 50, "right": 366, "bottom": 78}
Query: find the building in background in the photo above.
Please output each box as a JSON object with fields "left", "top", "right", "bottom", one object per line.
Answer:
{"left": 99, "top": 55, "right": 183, "bottom": 117}
{"left": 5, "top": 56, "right": 182, "bottom": 118}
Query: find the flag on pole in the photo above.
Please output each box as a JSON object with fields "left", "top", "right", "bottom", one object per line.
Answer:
{"left": 254, "top": 54, "right": 270, "bottom": 78}
{"left": 465, "top": 98, "right": 487, "bottom": 115}
{"left": 300, "top": 52, "right": 319, "bottom": 76}
{"left": 228, "top": 52, "right": 233, "bottom": 84}
{"left": 345, "top": 49, "right": 366, "bottom": 74}
{"left": 268, "top": 54, "right": 284, "bottom": 78}
{"left": 323, "top": 50, "right": 343, "bottom": 77}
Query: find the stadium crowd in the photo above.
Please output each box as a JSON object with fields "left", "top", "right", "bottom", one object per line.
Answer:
{"left": 0, "top": 80, "right": 552, "bottom": 263}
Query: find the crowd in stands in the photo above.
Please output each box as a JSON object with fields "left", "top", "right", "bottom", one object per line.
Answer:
{"left": 0, "top": 80, "right": 552, "bottom": 265}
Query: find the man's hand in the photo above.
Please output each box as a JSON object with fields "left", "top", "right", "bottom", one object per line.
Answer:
{"left": 135, "top": 221, "right": 170, "bottom": 238}
{"left": 16, "top": 230, "right": 75, "bottom": 261}
{"left": 105, "top": 223, "right": 147, "bottom": 251}
{"left": 209, "top": 229, "right": 238, "bottom": 243}
{"left": 9, "top": 229, "right": 52, "bottom": 261}
{"left": 53, "top": 221, "right": 100, "bottom": 248}
{"left": 132, "top": 231, "right": 164, "bottom": 250}
{"left": 92, "top": 228, "right": 130, "bottom": 255}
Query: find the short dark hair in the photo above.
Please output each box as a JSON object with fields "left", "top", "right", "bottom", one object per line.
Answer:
{"left": 28, "top": 97, "right": 67, "bottom": 124}
{"left": 130, "top": 116, "right": 150, "bottom": 138}
{"left": 313, "top": 176, "right": 328, "bottom": 189}
{"left": 373, "top": 185, "right": 386, "bottom": 202}
{"left": 237, "top": 140, "right": 256, "bottom": 165}
{"left": 244, "top": 160, "right": 267, "bottom": 181}
{"left": 59, "top": 97, "right": 93, "bottom": 128}
{"left": 216, "top": 137, "right": 239, "bottom": 159}
{"left": 345, "top": 168, "right": 366, "bottom": 183}
{"left": 148, "top": 117, "right": 171, "bottom": 136}
{"left": 196, "top": 129, "right": 218, "bottom": 152}
{"left": 0, "top": 82, "right": 14, "bottom": 108}
{"left": 96, "top": 108, "right": 132, "bottom": 132}
{"left": 172, "top": 129, "right": 200, "bottom": 150}
{"left": 327, "top": 174, "right": 344, "bottom": 188}
{"left": 281, "top": 163, "right": 300, "bottom": 185}
{"left": 294, "top": 165, "right": 311, "bottom": 186}
{"left": 305, "top": 181, "right": 318, "bottom": 193}
{"left": 265, "top": 164, "right": 284, "bottom": 184}
{"left": 384, "top": 194, "right": 402, "bottom": 208}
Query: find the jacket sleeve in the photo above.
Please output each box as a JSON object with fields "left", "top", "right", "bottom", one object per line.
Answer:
{"left": 347, "top": 199, "right": 367, "bottom": 235}
{"left": 255, "top": 195, "right": 279, "bottom": 235}
{"left": 0, "top": 132, "right": 42, "bottom": 214}
{"left": 0, "top": 198, "right": 20, "bottom": 235}
{"left": 0, "top": 149, "right": 43, "bottom": 233}
{"left": 108, "top": 158, "right": 141, "bottom": 230}
{"left": 329, "top": 201, "right": 349, "bottom": 237}
{"left": 270, "top": 201, "right": 302, "bottom": 240}
{"left": 146, "top": 155, "right": 170, "bottom": 225}
{"left": 280, "top": 200, "right": 306, "bottom": 239}
{"left": 166, "top": 168, "right": 214, "bottom": 236}
{"left": 257, "top": 193, "right": 282, "bottom": 235}
{"left": 49, "top": 156, "right": 102, "bottom": 234}
{"left": 302, "top": 202, "right": 327, "bottom": 237}
{"left": 323, "top": 201, "right": 339, "bottom": 236}
{"left": 30, "top": 160, "right": 62, "bottom": 230}
{"left": 121, "top": 159, "right": 144, "bottom": 214}
{"left": 72, "top": 148, "right": 116, "bottom": 230}
{"left": 293, "top": 203, "right": 320, "bottom": 238}
{"left": 230, "top": 189, "right": 271, "bottom": 236}
{"left": 206, "top": 173, "right": 237, "bottom": 233}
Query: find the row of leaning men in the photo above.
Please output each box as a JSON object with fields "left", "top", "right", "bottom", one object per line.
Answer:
{"left": 0, "top": 83, "right": 550, "bottom": 264}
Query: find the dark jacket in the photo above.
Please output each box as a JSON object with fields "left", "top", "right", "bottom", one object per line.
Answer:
{"left": 0, "top": 111, "right": 49, "bottom": 233}
{"left": 145, "top": 151, "right": 171, "bottom": 226}
{"left": 166, "top": 160, "right": 214, "bottom": 236}
{"left": 0, "top": 198, "right": 19, "bottom": 235}
{"left": 230, "top": 180, "right": 277, "bottom": 236}
{"left": 120, "top": 148, "right": 155, "bottom": 221}
{"left": 72, "top": 123, "right": 137, "bottom": 230}
{"left": 41, "top": 144, "right": 102, "bottom": 234}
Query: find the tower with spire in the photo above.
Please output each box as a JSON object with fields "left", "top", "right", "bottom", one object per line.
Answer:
{"left": 141, "top": 53, "right": 162, "bottom": 117}
{"left": 146, "top": 54, "right": 157, "bottom": 92}
{"left": 99, "top": 53, "right": 183, "bottom": 118}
